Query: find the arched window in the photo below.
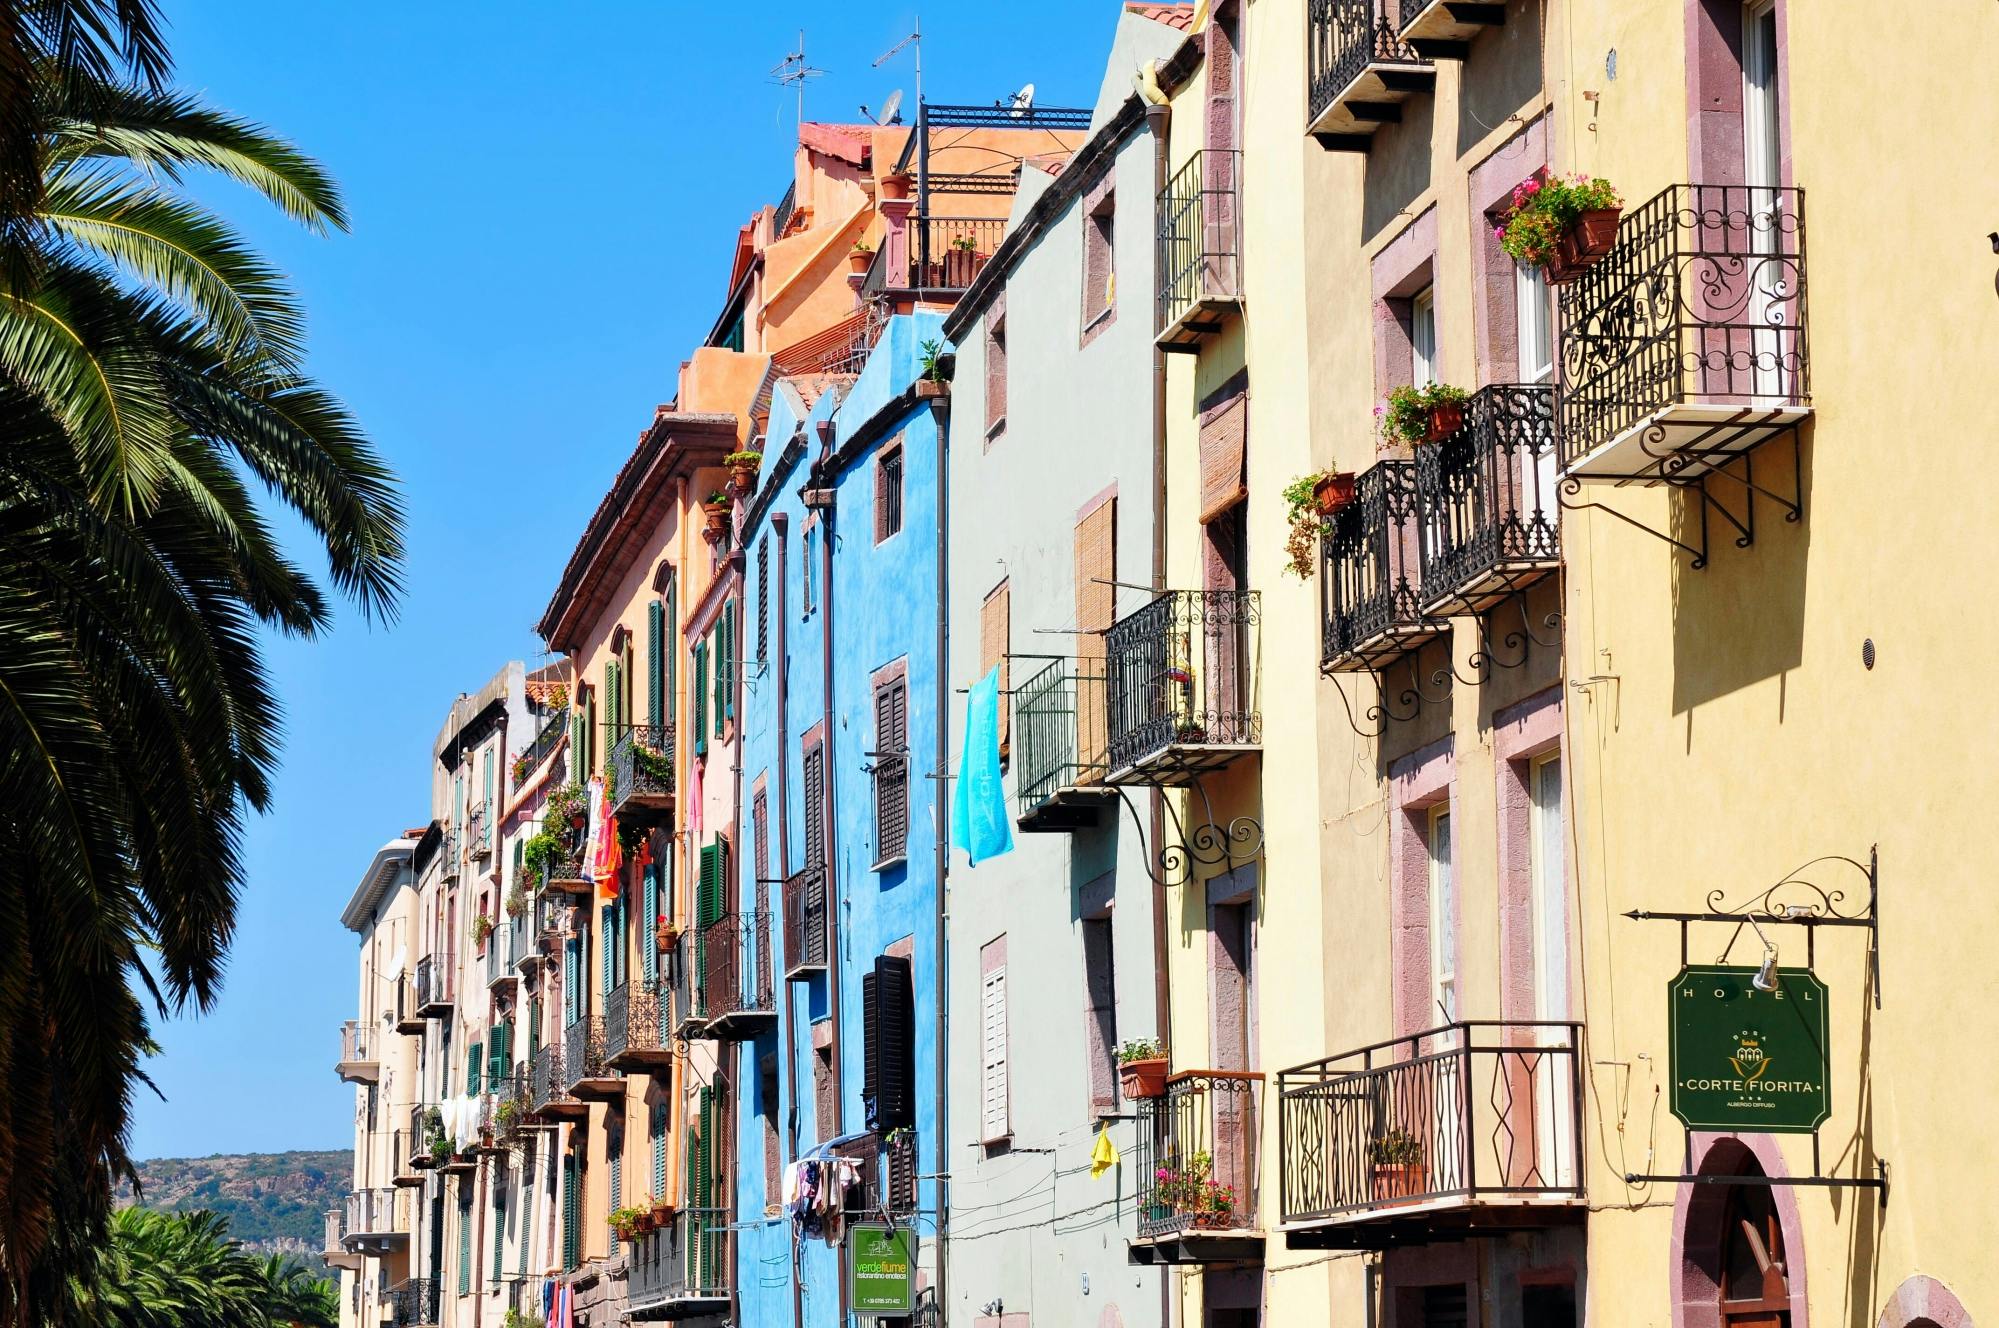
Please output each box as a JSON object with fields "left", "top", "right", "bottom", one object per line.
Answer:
{"left": 1719, "top": 1181, "right": 1790, "bottom": 1325}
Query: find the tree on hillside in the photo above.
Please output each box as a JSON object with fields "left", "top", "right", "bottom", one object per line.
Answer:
{"left": 60, "top": 1207, "right": 337, "bottom": 1328}
{"left": 0, "top": 14, "right": 403, "bottom": 1323}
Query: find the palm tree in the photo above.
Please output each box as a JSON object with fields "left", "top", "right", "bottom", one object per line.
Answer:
{"left": 60, "top": 1207, "right": 338, "bottom": 1328}
{"left": 0, "top": 61, "right": 403, "bottom": 1325}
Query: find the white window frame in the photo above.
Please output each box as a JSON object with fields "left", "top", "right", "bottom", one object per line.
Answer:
{"left": 1410, "top": 287, "right": 1438, "bottom": 387}
{"left": 1426, "top": 802, "right": 1456, "bottom": 1032}
{"left": 980, "top": 959, "right": 1010, "bottom": 1143}
{"left": 1514, "top": 260, "right": 1554, "bottom": 384}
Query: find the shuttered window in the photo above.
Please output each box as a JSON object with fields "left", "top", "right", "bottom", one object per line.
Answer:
{"left": 457, "top": 1184, "right": 473, "bottom": 1293}
{"left": 716, "top": 605, "right": 734, "bottom": 729}
{"left": 608, "top": 1136, "right": 623, "bottom": 1253}
{"left": 641, "top": 863, "right": 659, "bottom": 988}
{"left": 664, "top": 574, "right": 679, "bottom": 732}
{"left": 560, "top": 1154, "right": 579, "bottom": 1271}
{"left": 875, "top": 444, "right": 903, "bottom": 543}
{"left": 1198, "top": 370, "right": 1250, "bottom": 523}
{"left": 980, "top": 581, "right": 1010, "bottom": 763}
{"left": 650, "top": 1100, "right": 668, "bottom": 1198}
{"left": 802, "top": 525, "right": 817, "bottom": 617}
{"left": 605, "top": 660, "right": 622, "bottom": 746}
{"left": 492, "top": 1170, "right": 507, "bottom": 1280}
{"left": 585, "top": 685, "right": 598, "bottom": 775}
{"left": 692, "top": 640, "right": 709, "bottom": 756}
{"left": 756, "top": 536, "right": 769, "bottom": 663}
{"left": 862, "top": 954, "right": 914, "bottom": 1132}
{"left": 803, "top": 742, "right": 825, "bottom": 866}
{"left": 518, "top": 1150, "right": 532, "bottom": 1275}
{"left": 752, "top": 789, "right": 769, "bottom": 890}
{"left": 980, "top": 939, "right": 1009, "bottom": 1141}
{"left": 563, "top": 936, "right": 581, "bottom": 1027}
{"left": 1074, "top": 496, "right": 1116, "bottom": 774}
{"left": 872, "top": 676, "right": 908, "bottom": 866}
{"left": 466, "top": 1041, "right": 482, "bottom": 1097}
{"left": 647, "top": 599, "right": 666, "bottom": 729}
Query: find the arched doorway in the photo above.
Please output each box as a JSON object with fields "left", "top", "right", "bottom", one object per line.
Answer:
{"left": 1674, "top": 1136, "right": 1807, "bottom": 1328}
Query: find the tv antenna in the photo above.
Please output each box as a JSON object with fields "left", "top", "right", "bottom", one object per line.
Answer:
{"left": 770, "top": 31, "right": 825, "bottom": 127}
{"left": 874, "top": 19, "right": 924, "bottom": 112}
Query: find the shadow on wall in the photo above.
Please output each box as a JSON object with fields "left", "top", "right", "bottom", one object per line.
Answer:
{"left": 1376, "top": 634, "right": 1454, "bottom": 776}
{"left": 1456, "top": 0, "right": 1545, "bottom": 159}
{"left": 1363, "top": 97, "right": 1435, "bottom": 246}
{"left": 1669, "top": 428, "right": 1815, "bottom": 716}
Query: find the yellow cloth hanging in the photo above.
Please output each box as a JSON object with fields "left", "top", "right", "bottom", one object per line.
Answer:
{"left": 1089, "top": 1123, "right": 1121, "bottom": 1180}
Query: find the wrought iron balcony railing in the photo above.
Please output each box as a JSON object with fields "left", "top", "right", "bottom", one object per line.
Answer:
{"left": 336, "top": 1019, "right": 378, "bottom": 1083}
{"left": 393, "top": 973, "right": 422, "bottom": 1034}
{"left": 1557, "top": 183, "right": 1809, "bottom": 482}
{"left": 609, "top": 723, "right": 675, "bottom": 820}
{"left": 608, "top": 980, "right": 673, "bottom": 1070}
{"left": 1133, "top": 1072, "right": 1264, "bottom": 1256}
{"left": 413, "top": 952, "right": 454, "bottom": 1017}
{"left": 529, "top": 1042, "right": 571, "bottom": 1118}
{"left": 1105, "top": 589, "right": 1260, "bottom": 786}
{"left": 389, "top": 1276, "right": 438, "bottom": 1328}
{"left": 694, "top": 911, "right": 778, "bottom": 1039}
{"left": 843, "top": 1130, "right": 919, "bottom": 1221}
{"left": 407, "top": 1105, "right": 434, "bottom": 1169}
{"left": 783, "top": 864, "right": 829, "bottom": 979}
{"left": 1306, "top": 0, "right": 1433, "bottom": 144}
{"left": 467, "top": 801, "right": 491, "bottom": 859}
{"left": 899, "top": 216, "right": 1004, "bottom": 293}
{"left": 1157, "top": 149, "right": 1243, "bottom": 350}
{"left": 626, "top": 1208, "right": 732, "bottom": 1315}
{"left": 1012, "top": 656, "right": 1113, "bottom": 831}
{"left": 519, "top": 708, "right": 567, "bottom": 782}
{"left": 439, "top": 822, "right": 460, "bottom": 881}
{"left": 1415, "top": 383, "right": 1560, "bottom": 617}
{"left": 562, "top": 1016, "right": 614, "bottom": 1095}
{"left": 1320, "top": 460, "right": 1446, "bottom": 673}
{"left": 1277, "top": 1021, "right": 1584, "bottom": 1246}
{"left": 664, "top": 932, "right": 705, "bottom": 1039}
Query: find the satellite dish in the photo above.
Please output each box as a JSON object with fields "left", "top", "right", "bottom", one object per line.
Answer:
{"left": 878, "top": 89, "right": 905, "bottom": 125}
{"left": 1008, "top": 82, "right": 1035, "bottom": 117}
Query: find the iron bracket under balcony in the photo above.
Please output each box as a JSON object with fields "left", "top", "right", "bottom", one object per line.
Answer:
{"left": 1307, "top": 0, "right": 1435, "bottom": 151}
{"left": 1276, "top": 1020, "right": 1585, "bottom": 1251}
{"left": 1395, "top": 0, "right": 1506, "bottom": 59}
{"left": 1103, "top": 590, "right": 1261, "bottom": 788}
{"left": 1320, "top": 460, "right": 1448, "bottom": 674}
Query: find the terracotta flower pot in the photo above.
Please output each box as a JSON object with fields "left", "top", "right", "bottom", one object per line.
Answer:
{"left": 1547, "top": 207, "right": 1621, "bottom": 283}
{"left": 944, "top": 248, "right": 976, "bottom": 286}
{"left": 1313, "top": 472, "right": 1357, "bottom": 515}
{"left": 703, "top": 502, "right": 730, "bottom": 542}
{"left": 914, "top": 379, "right": 947, "bottom": 400}
{"left": 848, "top": 250, "right": 872, "bottom": 275}
{"left": 728, "top": 463, "right": 757, "bottom": 495}
{"left": 1424, "top": 402, "right": 1466, "bottom": 442}
{"left": 1119, "top": 1056, "right": 1169, "bottom": 1099}
{"left": 879, "top": 173, "right": 912, "bottom": 201}
{"left": 1371, "top": 1162, "right": 1429, "bottom": 1204}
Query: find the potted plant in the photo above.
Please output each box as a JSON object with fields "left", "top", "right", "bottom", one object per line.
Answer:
{"left": 649, "top": 1194, "right": 676, "bottom": 1223}
{"left": 503, "top": 1310, "right": 545, "bottom": 1328}
{"left": 506, "top": 881, "right": 529, "bottom": 919}
{"left": 429, "top": 1131, "right": 453, "bottom": 1166}
{"left": 1378, "top": 382, "right": 1470, "bottom": 454}
{"left": 879, "top": 171, "right": 912, "bottom": 201}
{"left": 1367, "top": 1127, "right": 1429, "bottom": 1203}
{"left": 1117, "top": 1038, "right": 1168, "bottom": 1099}
{"left": 944, "top": 232, "right": 979, "bottom": 286}
{"left": 607, "top": 1206, "right": 646, "bottom": 1241}
{"left": 1193, "top": 1179, "right": 1237, "bottom": 1229}
{"left": 702, "top": 490, "right": 731, "bottom": 543}
{"left": 1497, "top": 173, "right": 1623, "bottom": 283}
{"left": 1281, "top": 472, "right": 1355, "bottom": 581}
{"left": 655, "top": 914, "right": 678, "bottom": 952}
{"left": 849, "top": 238, "right": 875, "bottom": 275}
{"left": 725, "top": 450, "right": 763, "bottom": 496}
{"left": 495, "top": 1098, "right": 521, "bottom": 1134}
{"left": 915, "top": 338, "right": 949, "bottom": 399}
{"left": 471, "top": 913, "right": 494, "bottom": 950}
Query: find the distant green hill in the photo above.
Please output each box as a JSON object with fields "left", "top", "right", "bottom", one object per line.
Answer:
{"left": 120, "top": 1149, "right": 351, "bottom": 1270}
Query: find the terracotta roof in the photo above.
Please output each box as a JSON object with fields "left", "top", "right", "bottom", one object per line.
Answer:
{"left": 798, "top": 122, "right": 869, "bottom": 167}
{"left": 1127, "top": 1, "right": 1197, "bottom": 31}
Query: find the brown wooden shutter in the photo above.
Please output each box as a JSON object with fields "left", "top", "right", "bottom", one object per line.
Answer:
{"left": 803, "top": 742, "right": 825, "bottom": 866}
{"left": 1198, "top": 370, "right": 1250, "bottom": 523}
{"left": 1073, "top": 497, "right": 1116, "bottom": 775}
{"left": 874, "top": 678, "right": 908, "bottom": 862}
{"left": 980, "top": 580, "right": 1010, "bottom": 761}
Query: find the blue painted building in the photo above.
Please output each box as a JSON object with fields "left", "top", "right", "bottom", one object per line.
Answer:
{"left": 730, "top": 311, "right": 949, "bottom": 1327}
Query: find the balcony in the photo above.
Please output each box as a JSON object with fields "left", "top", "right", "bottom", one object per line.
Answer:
{"left": 783, "top": 864, "right": 830, "bottom": 980}
{"left": 389, "top": 1277, "right": 438, "bottom": 1328}
{"left": 439, "top": 823, "right": 460, "bottom": 882}
{"left": 394, "top": 974, "right": 425, "bottom": 1035}
{"left": 607, "top": 980, "right": 674, "bottom": 1071}
{"left": 336, "top": 1019, "right": 378, "bottom": 1083}
{"left": 693, "top": 911, "right": 777, "bottom": 1041}
{"left": 882, "top": 216, "right": 1004, "bottom": 295}
{"left": 1395, "top": 0, "right": 1507, "bottom": 58}
{"left": 543, "top": 834, "right": 591, "bottom": 897}
{"left": 1415, "top": 383, "right": 1560, "bottom": 617}
{"left": 1276, "top": 1021, "right": 1584, "bottom": 1250}
{"left": 626, "top": 1209, "right": 732, "bottom": 1320}
{"left": 1130, "top": 1072, "right": 1265, "bottom": 1266}
{"left": 1307, "top": 0, "right": 1434, "bottom": 150}
{"left": 391, "top": 1127, "right": 424, "bottom": 1187}
{"left": 531, "top": 1042, "right": 584, "bottom": 1121}
{"left": 1320, "top": 460, "right": 1447, "bottom": 673}
{"left": 842, "top": 1130, "right": 919, "bottom": 1222}
{"left": 610, "top": 723, "right": 676, "bottom": 822}
{"left": 490, "top": 1068, "right": 537, "bottom": 1143}
{"left": 1157, "top": 150, "right": 1243, "bottom": 353}
{"left": 341, "top": 1186, "right": 407, "bottom": 1254}
{"left": 1012, "top": 655, "right": 1114, "bottom": 832}
{"left": 407, "top": 1105, "right": 436, "bottom": 1171}
{"left": 519, "top": 708, "right": 568, "bottom": 783}
{"left": 1104, "top": 589, "right": 1261, "bottom": 786}
{"left": 563, "top": 1016, "right": 622, "bottom": 1100}
{"left": 467, "top": 801, "right": 492, "bottom": 861}
{"left": 414, "top": 952, "right": 454, "bottom": 1018}
{"left": 321, "top": 1208, "right": 359, "bottom": 1270}
{"left": 1557, "top": 183, "right": 1809, "bottom": 484}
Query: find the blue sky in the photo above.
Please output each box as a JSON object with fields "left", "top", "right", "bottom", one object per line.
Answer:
{"left": 132, "top": 2, "right": 1121, "bottom": 1160}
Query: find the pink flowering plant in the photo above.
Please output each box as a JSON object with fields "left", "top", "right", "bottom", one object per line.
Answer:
{"left": 1496, "top": 172, "right": 1621, "bottom": 268}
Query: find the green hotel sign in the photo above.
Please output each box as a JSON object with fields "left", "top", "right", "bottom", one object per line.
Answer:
{"left": 846, "top": 1224, "right": 915, "bottom": 1316}
{"left": 1668, "top": 965, "right": 1831, "bottom": 1134}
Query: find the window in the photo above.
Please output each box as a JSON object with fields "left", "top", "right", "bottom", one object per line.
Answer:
{"left": 1411, "top": 286, "right": 1438, "bottom": 386}
{"left": 492, "top": 1169, "right": 507, "bottom": 1279}
{"left": 457, "top": 1183, "right": 474, "bottom": 1293}
{"left": 979, "top": 937, "right": 1009, "bottom": 1142}
{"left": 876, "top": 445, "right": 904, "bottom": 543}
{"left": 760, "top": 1051, "right": 781, "bottom": 1207}
{"left": 862, "top": 953, "right": 914, "bottom": 1132}
{"left": 872, "top": 673, "right": 909, "bottom": 866}
{"left": 560, "top": 1153, "right": 579, "bottom": 1271}
{"left": 647, "top": 597, "right": 666, "bottom": 728}
{"left": 692, "top": 639, "right": 709, "bottom": 756}
{"left": 607, "top": 1134, "right": 623, "bottom": 1253}
{"left": 802, "top": 522, "right": 818, "bottom": 617}
{"left": 1720, "top": 1180, "right": 1790, "bottom": 1321}
{"left": 984, "top": 308, "right": 1007, "bottom": 443}
{"left": 1073, "top": 495, "right": 1116, "bottom": 773}
{"left": 980, "top": 580, "right": 1010, "bottom": 766}
{"left": 1083, "top": 188, "right": 1115, "bottom": 328}
{"left": 756, "top": 536, "right": 769, "bottom": 662}
{"left": 803, "top": 740, "right": 826, "bottom": 866}
{"left": 1529, "top": 754, "right": 1567, "bottom": 1020}
{"left": 650, "top": 1099, "right": 668, "bottom": 1199}
{"left": 1081, "top": 915, "right": 1117, "bottom": 1112}
{"left": 1426, "top": 803, "right": 1457, "bottom": 1029}
{"left": 1514, "top": 260, "right": 1553, "bottom": 383}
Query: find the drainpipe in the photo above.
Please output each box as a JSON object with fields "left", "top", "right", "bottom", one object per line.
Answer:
{"left": 773, "top": 511, "right": 804, "bottom": 1328}
{"left": 928, "top": 389, "right": 952, "bottom": 1326}
{"left": 808, "top": 449, "right": 847, "bottom": 1326}
{"left": 1145, "top": 96, "right": 1176, "bottom": 1328}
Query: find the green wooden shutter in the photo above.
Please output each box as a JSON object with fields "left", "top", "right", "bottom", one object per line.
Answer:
{"left": 696, "top": 1088, "right": 715, "bottom": 1284}
{"left": 564, "top": 938, "right": 580, "bottom": 1025}
{"left": 641, "top": 864, "right": 659, "bottom": 988}
{"left": 665, "top": 577, "right": 679, "bottom": 735}
{"left": 715, "top": 609, "right": 732, "bottom": 732}
{"left": 492, "top": 1174, "right": 507, "bottom": 1280}
{"left": 651, "top": 1101, "right": 667, "bottom": 1198}
{"left": 466, "top": 1041, "right": 481, "bottom": 1097}
{"left": 648, "top": 599, "right": 665, "bottom": 729}
{"left": 518, "top": 1158, "right": 532, "bottom": 1275}
{"left": 693, "top": 641, "right": 709, "bottom": 756}
{"left": 586, "top": 687, "right": 598, "bottom": 774}
{"left": 458, "top": 1187, "right": 473, "bottom": 1293}
{"left": 571, "top": 707, "right": 585, "bottom": 773}
{"left": 561, "top": 1155, "right": 579, "bottom": 1271}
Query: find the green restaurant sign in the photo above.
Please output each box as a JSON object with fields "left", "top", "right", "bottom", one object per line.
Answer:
{"left": 847, "top": 1224, "right": 915, "bottom": 1316}
{"left": 1668, "top": 964, "right": 1831, "bottom": 1134}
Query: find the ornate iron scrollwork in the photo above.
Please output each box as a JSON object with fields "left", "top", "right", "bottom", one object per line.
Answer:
{"left": 1114, "top": 782, "right": 1264, "bottom": 890}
